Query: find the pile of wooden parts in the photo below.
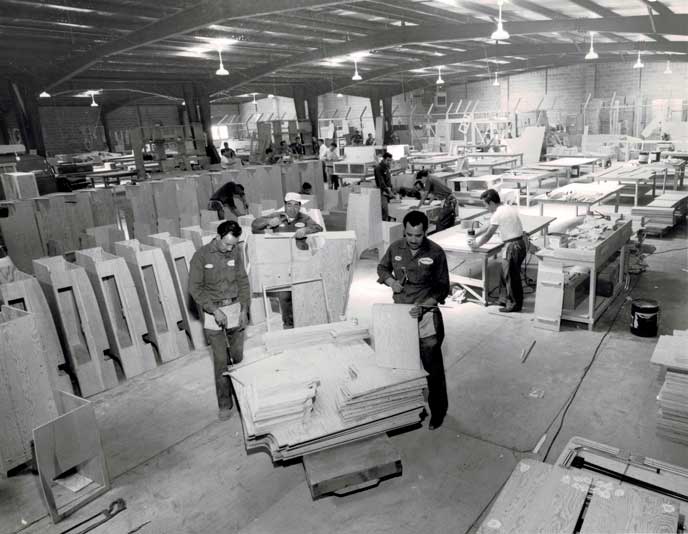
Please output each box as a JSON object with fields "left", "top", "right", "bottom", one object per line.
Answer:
{"left": 631, "top": 191, "right": 688, "bottom": 235}
{"left": 651, "top": 330, "right": 688, "bottom": 444}
{"left": 263, "top": 320, "right": 369, "bottom": 353}
{"left": 230, "top": 324, "right": 426, "bottom": 461}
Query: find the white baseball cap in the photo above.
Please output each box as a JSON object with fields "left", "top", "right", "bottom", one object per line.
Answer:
{"left": 284, "top": 192, "right": 309, "bottom": 205}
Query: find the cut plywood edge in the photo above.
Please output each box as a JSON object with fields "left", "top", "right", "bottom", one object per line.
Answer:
{"left": 33, "top": 257, "right": 119, "bottom": 396}
{"left": 292, "top": 279, "right": 329, "bottom": 328}
{"left": 75, "top": 247, "right": 156, "bottom": 378}
{"left": 346, "top": 189, "right": 383, "bottom": 254}
{"left": 371, "top": 303, "right": 421, "bottom": 370}
{"left": 180, "top": 225, "right": 214, "bottom": 250}
{"left": 80, "top": 225, "right": 125, "bottom": 254}
{"left": 1, "top": 172, "right": 38, "bottom": 200}
{"left": 114, "top": 239, "right": 190, "bottom": 362}
{"left": 0, "top": 199, "right": 46, "bottom": 273}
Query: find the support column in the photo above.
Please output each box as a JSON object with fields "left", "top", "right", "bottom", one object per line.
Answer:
{"left": 306, "top": 95, "right": 319, "bottom": 141}
{"left": 0, "top": 111, "right": 10, "bottom": 145}
{"left": 382, "top": 95, "right": 393, "bottom": 145}
{"left": 100, "top": 108, "right": 114, "bottom": 153}
{"left": 293, "top": 87, "right": 307, "bottom": 122}
{"left": 194, "top": 83, "right": 220, "bottom": 164}
{"left": 9, "top": 81, "right": 46, "bottom": 156}
{"left": 183, "top": 83, "right": 200, "bottom": 124}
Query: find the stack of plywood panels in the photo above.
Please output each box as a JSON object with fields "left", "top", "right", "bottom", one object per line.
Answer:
{"left": 0, "top": 305, "right": 58, "bottom": 476}
{"left": 76, "top": 247, "right": 157, "bottom": 378}
{"left": 651, "top": 331, "right": 688, "bottom": 444}
{"left": 262, "top": 321, "right": 369, "bottom": 353}
{"left": 0, "top": 199, "right": 46, "bottom": 273}
{"left": 114, "top": 239, "right": 190, "bottom": 362}
{"left": 346, "top": 188, "right": 383, "bottom": 254}
{"left": 0, "top": 171, "right": 39, "bottom": 200}
{"left": 33, "top": 256, "right": 119, "bottom": 396}
{"left": 80, "top": 225, "right": 126, "bottom": 254}
{"left": 144, "top": 232, "right": 205, "bottom": 349}
{"left": 230, "top": 338, "right": 425, "bottom": 461}
{"left": 0, "top": 268, "right": 72, "bottom": 393}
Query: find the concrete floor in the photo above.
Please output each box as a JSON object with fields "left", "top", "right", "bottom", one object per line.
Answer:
{"left": 1, "top": 193, "right": 687, "bottom": 534}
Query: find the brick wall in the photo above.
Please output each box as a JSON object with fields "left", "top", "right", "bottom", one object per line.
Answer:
{"left": 39, "top": 106, "right": 106, "bottom": 155}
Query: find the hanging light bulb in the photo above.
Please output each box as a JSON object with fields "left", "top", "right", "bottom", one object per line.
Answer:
{"left": 268, "top": 94, "right": 274, "bottom": 99}
{"left": 215, "top": 49, "right": 229, "bottom": 76}
{"left": 492, "top": 72, "right": 500, "bottom": 87}
{"left": 336, "top": 93, "right": 344, "bottom": 98}
{"left": 585, "top": 32, "right": 598, "bottom": 60}
{"left": 182, "top": 100, "right": 186, "bottom": 106}
{"left": 351, "top": 60, "right": 362, "bottom": 81}
{"left": 90, "top": 93, "right": 98, "bottom": 107}
{"left": 633, "top": 51, "right": 644, "bottom": 69}
{"left": 491, "top": 0, "right": 509, "bottom": 41}
{"left": 436, "top": 66, "right": 444, "bottom": 85}
{"left": 664, "top": 59, "right": 672, "bottom": 74}
{"left": 39, "top": 90, "right": 51, "bottom": 98}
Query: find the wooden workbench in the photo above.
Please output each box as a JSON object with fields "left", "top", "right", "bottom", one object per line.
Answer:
{"left": 538, "top": 156, "right": 603, "bottom": 179}
{"left": 593, "top": 164, "right": 659, "bottom": 207}
{"left": 534, "top": 182, "right": 625, "bottom": 217}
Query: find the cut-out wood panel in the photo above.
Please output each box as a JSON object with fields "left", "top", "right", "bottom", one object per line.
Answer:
{"left": 194, "top": 173, "right": 214, "bottom": 211}
{"left": 234, "top": 166, "right": 283, "bottom": 205}
{"left": 1, "top": 172, "right": 38, "bottom": 200}
{"left": 80, "top": 225, "right": 125, "bottom": 254}
{"left": 180, "top": 225, "right": 214, "bottom": 250}
{"left": 372, "top": 303, "right": 421, "bottom": 371}
{"left": 0, "top": 269, "right": 72, "bottom": 393}
{"left": 144, "top": 233, "right": 205, "bottom": 349}
{"left": 151, "top": 180, "right": 180, "bottom": 236}
{"left": 174, "top": 177, "right": 201, "bottom": 228}
{"left": 62, "top": 192, "right": 95, "bottom": 249}
{"left": 124, "top": 183, "right": 156, "bottom": 240}
{"left": 33, "top": 194, "right": 77, "bottom": 255}
{"left": 292, "top": 279, "right": 329, "bottom": 328}
{"left": 346, "top": 189, "right": 383, "bottom": 255}
{"left": 33, "top": 257, "right": 118, "bottom": 397}
{"left": 75, "top": 188, "right": 118, "bottom": 228}
{"left": 114, "top": 240, "right": 190, "bottom": 362}
{"left": 280, "top": 161, "right": 324, "bottom": 209}
{"left": 0, "top": 305, "right": 58, "bottom": 475}
{"left": 0, "top": 199, "right": 46, "bottom": 273}
{"left": 75, "top": 247, "right": 156, "bottom": 378}
{"left": 200, "top": 209, "right": 218, "bottom": 229}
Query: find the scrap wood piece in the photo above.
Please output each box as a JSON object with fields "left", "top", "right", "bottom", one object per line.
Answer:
{"left": 372, "top": 303, "right": 421, "bottom": 371}
{"left": 292, "top": 278, "right": 330, "bottom": 328}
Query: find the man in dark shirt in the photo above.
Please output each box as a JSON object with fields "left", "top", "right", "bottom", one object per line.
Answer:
{"left": 251, "top": 192, "right": 323, "bottom": 328}
{"left": 374, "top": 152, "right": 396, "bottom": 221}
{"left": 208, "top": 181, "right": 248, "bottom": 220}
{"left": 377, "top": 210, "right": 450, "bottom": 429}
{"left": 415, "top": 169, "right": 457, "bottom": 232}
{"left": 189, "top": 220, "right": 250, "bottom": 420}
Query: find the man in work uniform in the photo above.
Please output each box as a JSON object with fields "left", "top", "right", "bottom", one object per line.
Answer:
{"left": 377, "top": 210, "right": 450, "bottom": 430}
{"left": 374, "top": 151, "right": 396, "bottom": 221}
{"left": 189, "top": 220, "right": 250, "bottom": 420}
{"left": 415, "top": 169, "right": 457, "bottom": 232}
{"left": 251, "top": 192, "right": 323, "bottom": 328}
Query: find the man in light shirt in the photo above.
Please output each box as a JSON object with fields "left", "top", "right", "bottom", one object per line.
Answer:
{"left": 469, "top": 189, "right": 526, "bottom": 313}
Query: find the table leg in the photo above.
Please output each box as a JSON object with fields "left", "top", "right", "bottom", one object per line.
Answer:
{"left": 539, "top": 202, "right": 544, "bottom": 216}
{"left": 588, "top": 265, "right": 597, "bottom": 329}
{"left": 481, "top": 255, "right": 488, "bottom": 306}
{"left": 615, "top": 192, "right": 620, "bottom": 213}
{"left": 542, "top": 226, "right": 549, "bottom": 248}
{"left": 662, "top": 169, "right": 667, "bottom": 193}
{"left": 634, "top": 183, "right": 639, "bottom": 207}
{"left": 652, "top": 174, "right": 656, "bottom": 198}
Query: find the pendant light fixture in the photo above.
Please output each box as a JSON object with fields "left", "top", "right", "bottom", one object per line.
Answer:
{"left": 491, "top": 0, "right": 509, "bottom": 42}
{"left": 436, "top": 66, "right": 444, "bottom": 85}
{"left": 633, "top": 51, "right": 644, "bottom": 69}
{"left": 90, "top": 92, "right": 98, "bottom": 107}
{"left": 39, "top": 90, "right": 51, "bottom": 98}
{"left": 585, "top": 32, "right": 598, "bottom": 60}
{"left": 664, "top": 59, "right": 672, "bottom": 74}
{"left": 268, "top": 94, "right": 274, "bottom": 99}
{"left": 352, "top": 59, "right": 362, "bottom": 81}
{"left": 215, "top": 49, "right": 229, "bottom": 76}
{"left": 492, "top": 72, "right": 500, "bottom": 87}
{"left": 336, "top": 93, "right": 344, "bottom": 98}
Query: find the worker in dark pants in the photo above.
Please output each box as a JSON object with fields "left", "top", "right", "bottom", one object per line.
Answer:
{"left": 189, "top": 220, "right": 250, "bottom": 420}
{"left": 414, "top": 169, "right": 457, "bottom": 232}
{"left": 251, "top": 192, "right": 323, "bottom": 328}
{"left": 207, "top": 181, "right": 248, "bottom": 220}
{"left": 377, "top": 210, "right": 450, "bottom": 430}
{"left": 469, "top": 189, "right": 526, "bottom": 312}
{"left": 374, "top": 151, "right": 396, "bottom": 221}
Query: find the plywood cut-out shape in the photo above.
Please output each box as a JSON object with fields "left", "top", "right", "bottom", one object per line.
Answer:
{"left": 346, "top": 189, "right": 383, "bottom": 255}
{"left": 1, "top": 172, "right": 38, "bottom": 200}
{"left": 210, "top": 169, "right": 239, "bottom": 192}
{"left": 114, "top": 239, "right": 190, "bottom": 362}
{"left": 180, "top": 225, "right": 214, "bottom": 250}
{"left": 124, "top": 183, "right": 156, "bottom": 240}
{"left": 34, "top": 194, "right": 78, "bottom": 255}
{"left": 372, "top": 303, "right": 421, "bottom": 370}
{"left": 33, "top": 391, "right": 109, "bottom": 523}
{"left": 151, "top": 180, "right": 181, "bottom": 236}
{"left": 33, "top": 257, "right": 119, "bottom": 396}
{"left": 61, "top": 193, "right": 95, "bottom": 249}
{"left": 477, "top": 460, "right": 591, "bottom": 534}
{"left": 379, "top": 221, "right": 403, "bottom": 260}
{"left": 235, "top": 166, "right": 283, "bottom": 205}
{"left": 0, "top": 305, "right": 58, "bottom": 476}
{"left": 580, "top": 483, "right": 678, "bottom": 534}
{"left": 193, "top": 173, "right": 214, "bottom": 211}
{"left": 200, "top": 209, "right": 219, "bottom": 229}
{"left": 75, "top": 247, "right": 156, "bottom": 378}
{"left": 144, "top": 233, "right": 205, "bottom": 349}
{"left": 280, "top": 161, "right": 324, "bottom": 209}
{"left": 80, "top": 225, "right": 125, "bottom": 254}
{"left": 292, "top": 279, "right": 329, "bottom": 328}
{"left": 173, "top": 177, "right": 201, "bottom": 229}
{"left": 0, "top": 199, "right": 46, "bottom": 273}
{"left": 75, "top": 188, "right": 118, "bottom": 228}
{"left": 0, "top": 269, "right": 72, "bottom": 394}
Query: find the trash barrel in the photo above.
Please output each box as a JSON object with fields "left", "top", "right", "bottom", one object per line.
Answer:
{"left": 630, "top": 299, "right": 659, "bottom": 337}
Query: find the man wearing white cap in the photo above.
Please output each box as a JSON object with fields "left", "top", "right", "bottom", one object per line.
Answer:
{"left": 251, "top": 192, "right": 323, "bottom": 328}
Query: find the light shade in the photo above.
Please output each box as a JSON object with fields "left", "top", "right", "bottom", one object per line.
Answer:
{"left": 268, "top": 94, "right": 274, "bottom": 98}
{"left": 633, "top": 51, "right": 644, "bottom": 69}
{"left": 492, "top": 72, "right": 500, "bottom": 87}
{"left": 336, "top": 93, "right": 344, "bottom": 98}
{"left": 39, "top": 91, "right": 51, "bottom": 98}
{"left": 491, "top": 23, "right": 509, "bottom": 41}
{"left": 352, "top": 60, "right": 362, "bottom": 81}
{"left": 585, "top": 32, "right": 598, "bottom": 60}
{"left": 436, "top": 66, "right": 444, "bottom": 85}
{"left": 216, "top": 49, "right": 229, "bottom": 76}
{"left": 664, "top": 60, "right": 672, "bottom": 74}
{"left": 90, "top": 94, "right": 98, "bottom": 107}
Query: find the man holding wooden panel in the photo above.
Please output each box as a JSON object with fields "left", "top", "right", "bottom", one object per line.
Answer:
{"left": 377, "top": 210, "right": 450, "bottom": 430}
{"left": 189, "top": 220, "right": 250, "bottom": 420}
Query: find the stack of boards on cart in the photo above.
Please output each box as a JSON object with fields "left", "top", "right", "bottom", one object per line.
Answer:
{"left": 229, "top": 316, "right": 427, "bottom": 461}
{"left": 651, "top": 329, "right": 688, "bottom": 444}
{"left": 631, "top": 191, "right": 688, "bottom": 234}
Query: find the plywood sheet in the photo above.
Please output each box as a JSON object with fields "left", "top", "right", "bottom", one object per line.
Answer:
{"left": 1, "top": 172, "right": 38, "bottom": 200}
{"left": 80, "top": 225, "right": 125, "bottom": 254}
{"left": 650, "top": 335, "right": 688, "bottom": 371}
{"left": 151, "top": 180, "right": 180, "bottom": 236}
{"left": 235, "top": 166, "right": 283, "bottom": 205}
{"left": 346, "top": 189, "right": 383, "bottom": 254}
{"left": 280, "top": 161, "right": 324, "bottom": 209}
{"left": 0, "top": 199, "right": 45, "bottom": 273}
{"left": 581, "top": 483, "right": 678, "bottom": 534}
{"left": 0, "top": 306, "right": 58, "bottom": 474}
{"left": 193, "top": 173, "right": 214, "bottom": 210}
{"left": 372, "top": 303, "right": 421, "bottom": 370}
{"left": 75, "top": 188, "right": 118, "bottom": 228}
{"left": 124, "top": 182, "right": 156, "bottom": 240}
{"left": 292, "top": 279, "right": 329, "bottom": 328}
{"left": 0, "top": 270, "right": 71, "bottom": 394}
{"left": 180, "top": 225, "right": 214, "bottom": 250}
{"left": 174, "top": 177, "right": 201, "bottom": 228}
{"left": 33, "top": 194, "right": 77, "bottom": 255}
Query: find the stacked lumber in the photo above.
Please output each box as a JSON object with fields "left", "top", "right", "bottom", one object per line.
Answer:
{"left": 230, "top": 339, "right": 425, "bottom": 461}
{"left": 657, "top": 372, "right": 688, "bottom": 444}
{"left": 262, "top": 320, "right": 369, "bottom": 353}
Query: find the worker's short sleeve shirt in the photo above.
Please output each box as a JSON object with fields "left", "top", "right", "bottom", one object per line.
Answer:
{"left": 489, "top": 204, "right": 524, "bottom": 242}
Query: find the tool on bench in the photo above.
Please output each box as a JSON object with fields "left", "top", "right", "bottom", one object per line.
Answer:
{"left": 59, "top": 499, "right": 126, "bottom": 534}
